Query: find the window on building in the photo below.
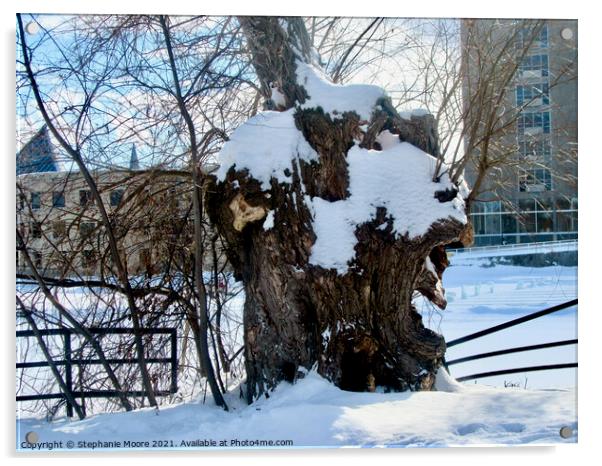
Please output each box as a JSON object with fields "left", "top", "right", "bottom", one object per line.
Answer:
{"left": 82, "top": 250, "right": 97, "bottom": 270}
{"left": 501, "top": 200, "right": 518, "bottom": 213}
{"left": 52, "top": 191, "right": 65, "bottom": 208}
{"left": 516, "top": 83, "right": 549, "bottom": 106}
{"left": 518, "top": 111, "right": 551, "bottom": 135}
{"left": 501, "top": 214, "right": 518, "bottom": 234}
{"left": 30, "top": 221, "right": 42, "bottom": 239}
{"left": 470, "top": 202, "right": 485, "bottom": 214}
{"left": 32, "top": 250, "right": 43, "bottom": 268}
{"left": 535, "top": 197, "right": 553, "bottom": 211}
{"left": 519, "top": 54, "right": 549, "bottom": 78}
{"left": 516, "top": 24, "right": 548, "bottom": 50}
{"left": 470, "top": 214, "right": 486, "bottom": 236}
{"left": 484, "top": 213, "right": 501, "bottom": 235}
{"left": 483, "top": 201, "right": 501, "bottom": 213}
{"left": 139, "top": 249, "right": 151, "bottom": 269}
{"left": 483, "top": 205, "right": 501, "bottom": 235}
{"left": 557, "top": 211, "right": 575, "bottom": 232}
{"left": 30, "top": 192, "right": 41, "bottom": 210}
{"left": 52, "top": 220, "right": 66, "bottom": 240}
{"left": 536, "top": 211, "right": 553, "bottom": 232}
{"left": 169, "top": 184, "right": 181, "bottom": 205}
{"left": 80, "top": 221, "right": 96, "bottom": 239}
{"left": 49, "top": 251, "right": 68, "bottom": 274}
{"left": 519, "top": 139, "right": 551, "bottom": 159}
{"left": 110, "top": 189, "right": 124, "bottom": 207}
{"left": 518, "top": 198, "right": 536, "bottom": 212}
{"left": 555, "top": 197, "right": 571, "bottom": 210}
{"left": 79, "top": 190, "right": 92, "bottom": 207}
{"left": 470, "top": 201, "right": 502, "bottom": 236}
{"left": 518, "top": 211, "right": 536, "bottom": 233}
{"left": 519, "top": 168, "right": 552, "bottom": 192}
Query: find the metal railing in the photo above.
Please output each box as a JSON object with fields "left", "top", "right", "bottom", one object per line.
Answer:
{"left": 447, "top": 239, "right": 577, "bottom": 257}
{"left": 16, "top": 327, "right": 178, "bottom": 417}
{"left": 445, "top": 299, "right": 577, "bottom": 382}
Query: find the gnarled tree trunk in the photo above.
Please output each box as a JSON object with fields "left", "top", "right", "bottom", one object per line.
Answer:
{"left": 207, "top": 17, "right": 471, "bottom": 403}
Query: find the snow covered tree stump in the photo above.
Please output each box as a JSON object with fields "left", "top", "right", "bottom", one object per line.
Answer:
{"left": 207, "top": 17, "right": 471, "bottom": 403}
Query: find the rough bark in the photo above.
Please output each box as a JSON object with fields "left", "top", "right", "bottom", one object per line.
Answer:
{"left": 238, "top": 17, "right": 312, "bottom": 109}
{"left": 207, "top": 17, "right": 471, "bottom": 403}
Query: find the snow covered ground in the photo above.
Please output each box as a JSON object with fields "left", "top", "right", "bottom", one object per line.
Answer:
{"left": 421, "top": 256, "right": 577, "bottom": 390}
{"left": 17, "top": 369, "right": 576, "bottom": 450}
{"left": 16, "top": 249, "right": 578, "bottom": 450}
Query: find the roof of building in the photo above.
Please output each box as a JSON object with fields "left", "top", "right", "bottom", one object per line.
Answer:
{"left": 130, "top": 144, "right": 140, "bottom": 170}
{"left": 16, "top": 126, "right": 59, "bottom": 175}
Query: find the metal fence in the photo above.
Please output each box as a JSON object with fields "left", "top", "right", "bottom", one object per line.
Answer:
{"left": 447, "top": 239, "right": 577, "bottom": 258}
{"left": 445, "top": 299, "right": 577, "bottom": 382}
{"left": 16, "top": 327, "right": 178, "bottom": 417}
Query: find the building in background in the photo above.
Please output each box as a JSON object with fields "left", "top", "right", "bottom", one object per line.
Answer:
{"left": 461, "top": 19, "right": 577, "bottom": 246}
{"left": 16, "top": 126, "right": 59, "bottom": 175}
{"left": 16, "top": 127, "right": 193, "bottom": 278}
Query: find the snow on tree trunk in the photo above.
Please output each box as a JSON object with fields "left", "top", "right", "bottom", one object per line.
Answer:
{"left": 206, "top": 17, "right": 472, "bottom": 403}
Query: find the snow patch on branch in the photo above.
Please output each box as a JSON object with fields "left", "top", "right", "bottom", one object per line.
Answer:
{"left": 216, "top": 109, "right": 318, "bottom": 190}
{"left": 263, "top": 210, "right": 275, "bottom": 230}
{"left": 321, "top": 327, "right": 331, "bottom": 346}
{"left": 295, "top": 62, "right": 386, "bottom": 121}
{"left": 457, "top": 173, "right": 471, "bottom": 199}
{"left": 308, "top": 140, "right": 467, "bottom": 273}
{"left": 425, "top": 256, "right": 438, "bottom": 276}
{"left": 399, "top": 108, "right": 430, "bottom": 120}
{"left": 375, "top": 129, "right": 400, "bottom": 150}
{"left": 269, "top": 83, "right": 287, "bottom": 109}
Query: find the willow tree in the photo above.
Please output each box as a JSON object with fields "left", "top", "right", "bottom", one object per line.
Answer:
{"left": 207, "top": 17, "right": 472, "bottom": 403}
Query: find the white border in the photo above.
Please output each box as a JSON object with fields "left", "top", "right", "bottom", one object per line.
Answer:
{"left": 3, "top": 2, "right": 598, "bottom": 465}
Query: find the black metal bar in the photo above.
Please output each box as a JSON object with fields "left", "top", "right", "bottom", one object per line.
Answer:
{"left": 455, "top": 363, "right": 578, "bottom": 382}
{"left": 64, "top": 331, "right": 73, "bottom": 418}
{"left": 170, "top": 329, "right": 178, "bottom": 394}
{"left": 86, "top": 327, "right": 174, "bottom": 335}
{"left": 447, "top": 299, "right": 577, "bottom": 348}
{"left": 446, "top": 339, "right": 578, "bottom": 366}
{"left": 17, "top": 357, "right": 173, "bottom": 369}
{"left": 74, "top": 390, "right": 173, "bottom": 398}
{"left": 17, "top": 393, "right": 65, "bottom": 401}
{"left": 17, "top": 390, "right": 173, "bottom": 402}
{"left": 17, "top": 327, "right": 174, "bottom": 338}
{"left": 16, "top": 327, "right": 179, "bottom": 405}
{"left": 17, "top": 328, "right": 70, "bottom": 337}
